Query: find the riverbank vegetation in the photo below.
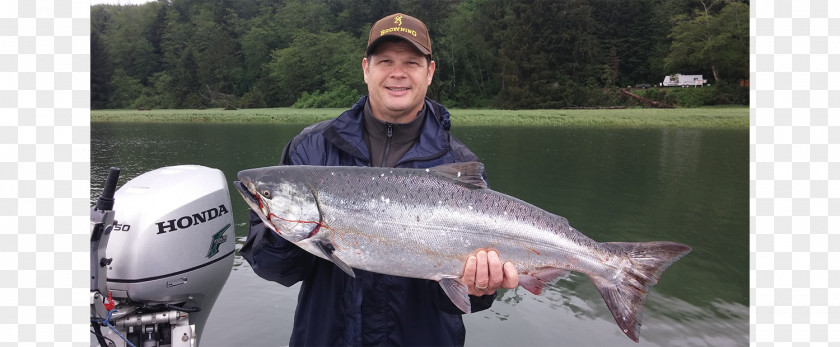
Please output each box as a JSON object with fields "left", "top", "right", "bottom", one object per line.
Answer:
{"left": 91, "top": 0, "right": 748, "bottom": 110}
{"left": 91, "top": 107, "right": 748, "bottom": 128}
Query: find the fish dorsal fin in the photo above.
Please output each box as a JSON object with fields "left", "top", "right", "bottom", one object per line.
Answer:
{"left": 429, "top": 162, "right": 487, "bottom": 189}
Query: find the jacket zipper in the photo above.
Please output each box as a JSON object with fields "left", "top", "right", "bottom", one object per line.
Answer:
{"left": 380, "top": 123, "right": 393, "bottom": 167}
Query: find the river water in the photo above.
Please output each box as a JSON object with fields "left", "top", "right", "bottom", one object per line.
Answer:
{"left": 90, "top": 121, "right": 748, "bottom": 346}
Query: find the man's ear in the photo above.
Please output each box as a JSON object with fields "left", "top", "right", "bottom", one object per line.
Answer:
{"left": 362, "top": 57, "right": 369, "bottom": 84}
{"left": 427, "top": 60, "right": 436, "bottom": 86}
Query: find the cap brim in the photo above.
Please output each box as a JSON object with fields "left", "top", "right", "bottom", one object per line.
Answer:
{"left": 366, "top": 36, "right": 430, "bottom": 57}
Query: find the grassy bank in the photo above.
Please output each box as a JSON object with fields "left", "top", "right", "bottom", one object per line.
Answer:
{"left": 90, "top": 106, "right": 748, "bottom": 128}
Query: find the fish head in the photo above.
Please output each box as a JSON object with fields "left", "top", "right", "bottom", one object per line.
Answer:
{"left": 235, "top": 167, "right": 321, "bottom": 242}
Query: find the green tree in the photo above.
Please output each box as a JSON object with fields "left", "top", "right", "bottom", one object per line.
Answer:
{"left": 266, "top": 30, "right": 365, "bottom": 106}
{"left": 109, "top": 69, "right": 144, "bottom": 108}
{"left": 238, "top": 4, "right": 287, "bottom": 100}
{"left": 665, "top": 0, "right": 749, "bottom": 82}
{"left": 436, "top": 0, "right": 501, "bottom": 107}
{"left": 488, "top": 0, "right": 605, "bottom": 108}
{"left": 91, "top": 0, "right": 748, "bottom": 109}
{"left": 173, "top": 48, "right": 201, "bottom": 108}
{"left": 337, "top": 0, "right": 399, "bottom": 36}
{"left": 99, "top": 3, "right": 163, "bottom": 84}
{"left": 591, "top": 0, "right": 674, "bottom": 87}
{"left": 190, "top": 3, "right": 242, "bottom": 104}
{"left": 91, "top": 29, "right": 113, "bottom": 109}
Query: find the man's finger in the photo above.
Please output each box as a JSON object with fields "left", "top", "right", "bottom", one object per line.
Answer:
{"left": 487, "top": 251, "right": 503, "bottom": 289}
{"left": 462, "top": 255, "right": 477, "bottom": 287}
{"left": 501, "top": 262, "right": 519, "bottom": 289}
{"left": 475, "top": 250, "right": 489, "bottom": 289}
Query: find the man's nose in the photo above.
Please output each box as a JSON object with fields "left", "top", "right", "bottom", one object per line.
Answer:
{"left": 389, "top": 65, "right": 407, "bottom": 78}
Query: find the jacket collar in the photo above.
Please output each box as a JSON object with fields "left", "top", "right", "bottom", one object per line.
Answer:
{"left": 324, "top": 95, "right": 452, "bottom": 165}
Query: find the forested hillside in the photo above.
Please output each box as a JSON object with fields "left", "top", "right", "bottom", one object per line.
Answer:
{"left": 91, "top": 0, "right": 748, "bottom": 109}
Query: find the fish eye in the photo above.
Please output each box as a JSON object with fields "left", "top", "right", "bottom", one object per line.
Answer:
{"left": 261, "top": 189, "right": 271, "bottom": 198}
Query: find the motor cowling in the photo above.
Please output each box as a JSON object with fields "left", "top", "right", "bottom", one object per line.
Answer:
{"left": 104, "top": 165, "right": 235, "bottom": 343}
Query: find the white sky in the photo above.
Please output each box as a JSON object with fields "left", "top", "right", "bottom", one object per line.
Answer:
{"left": 90, "top": 0, "right": 157, "bottom": 5}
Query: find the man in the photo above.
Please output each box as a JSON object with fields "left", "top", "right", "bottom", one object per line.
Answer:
{"left": 240, "top": 13, "right": 518, "bottom": 346}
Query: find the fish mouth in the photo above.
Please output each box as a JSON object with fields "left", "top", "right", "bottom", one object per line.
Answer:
{"left": 234, "top": 178, "right": 261, "bottom": 211}
{"left": 235, "top": 176, "right": 281, "bottom": 235}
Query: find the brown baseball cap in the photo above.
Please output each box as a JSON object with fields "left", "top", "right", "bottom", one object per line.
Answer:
{"left": 367, "top": 13, "right": 431, "bottom": 57}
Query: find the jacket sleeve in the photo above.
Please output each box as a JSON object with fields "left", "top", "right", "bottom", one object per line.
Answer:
{"left": 469, "top": 293, "right": 497, "bottom": 313}
{"left": 239, "top": 210, "right": 317, "bottom": 287}
{"left": 239, "top": 140, "right": 318, "bottom": 287}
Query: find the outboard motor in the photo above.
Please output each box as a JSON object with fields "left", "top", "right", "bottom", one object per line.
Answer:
{"left": 91, "top": 165, "right": 235, "bottom": 347}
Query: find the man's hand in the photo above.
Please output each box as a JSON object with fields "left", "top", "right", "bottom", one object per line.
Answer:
{"left": 461, "top": 250, "right": 519, "bottom": 296}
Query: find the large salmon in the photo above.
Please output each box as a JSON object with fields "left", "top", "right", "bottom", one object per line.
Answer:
{"left": 234, "top": 162, "right": 690, "bottom": 342}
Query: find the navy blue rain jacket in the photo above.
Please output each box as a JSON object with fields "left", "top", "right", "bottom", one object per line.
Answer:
{"left": 240, "top": 96, "right": 496, "bottom": 346}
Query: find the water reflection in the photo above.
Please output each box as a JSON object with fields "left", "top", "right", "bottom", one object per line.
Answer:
{"left": 658, "top": 128, "right": 704, "bottom": 172}
{"left": 466, "top": 274, "right": 748, "bottom": 346}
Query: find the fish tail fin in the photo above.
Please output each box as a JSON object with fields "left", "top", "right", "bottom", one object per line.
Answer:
{"left": 590, "top": 241, "right": 691, "bottom": 343}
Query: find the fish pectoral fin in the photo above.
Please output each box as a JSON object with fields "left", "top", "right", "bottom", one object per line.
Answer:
{"left": 315, "top": 240, "right": 356, "bottom": 278}
{"left": 439, "top": 277, "right": 471, "bottom": 314}
{"left": 429, "top": 162, "right": 487, "bottom": 189}
{"left": 518, "top": 268, "right": 570, "bottom": 295}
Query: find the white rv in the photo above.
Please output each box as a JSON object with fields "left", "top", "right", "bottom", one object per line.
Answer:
{"left": 661, "top": 74, "right": 707, "bottom": 87}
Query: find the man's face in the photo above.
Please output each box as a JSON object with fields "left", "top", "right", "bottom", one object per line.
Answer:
{"left": 363, "top": 40, "right": 435, "bottom": 123}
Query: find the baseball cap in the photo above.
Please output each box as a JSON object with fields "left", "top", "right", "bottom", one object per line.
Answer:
{"left": 367, "top": 13, "right": 431, "bottom": 57}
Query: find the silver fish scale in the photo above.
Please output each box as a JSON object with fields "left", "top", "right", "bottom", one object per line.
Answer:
{"left": 308, "top": 168, "right": 615, "bottom": 281}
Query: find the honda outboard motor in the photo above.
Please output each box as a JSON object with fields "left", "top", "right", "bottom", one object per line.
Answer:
{"left": 91, "top": 165, "right": 235, "bottom": 347}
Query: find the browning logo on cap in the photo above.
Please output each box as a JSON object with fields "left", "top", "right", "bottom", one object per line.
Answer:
{"left": 367, "top": 13, "right": 432, "bottom": 57}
